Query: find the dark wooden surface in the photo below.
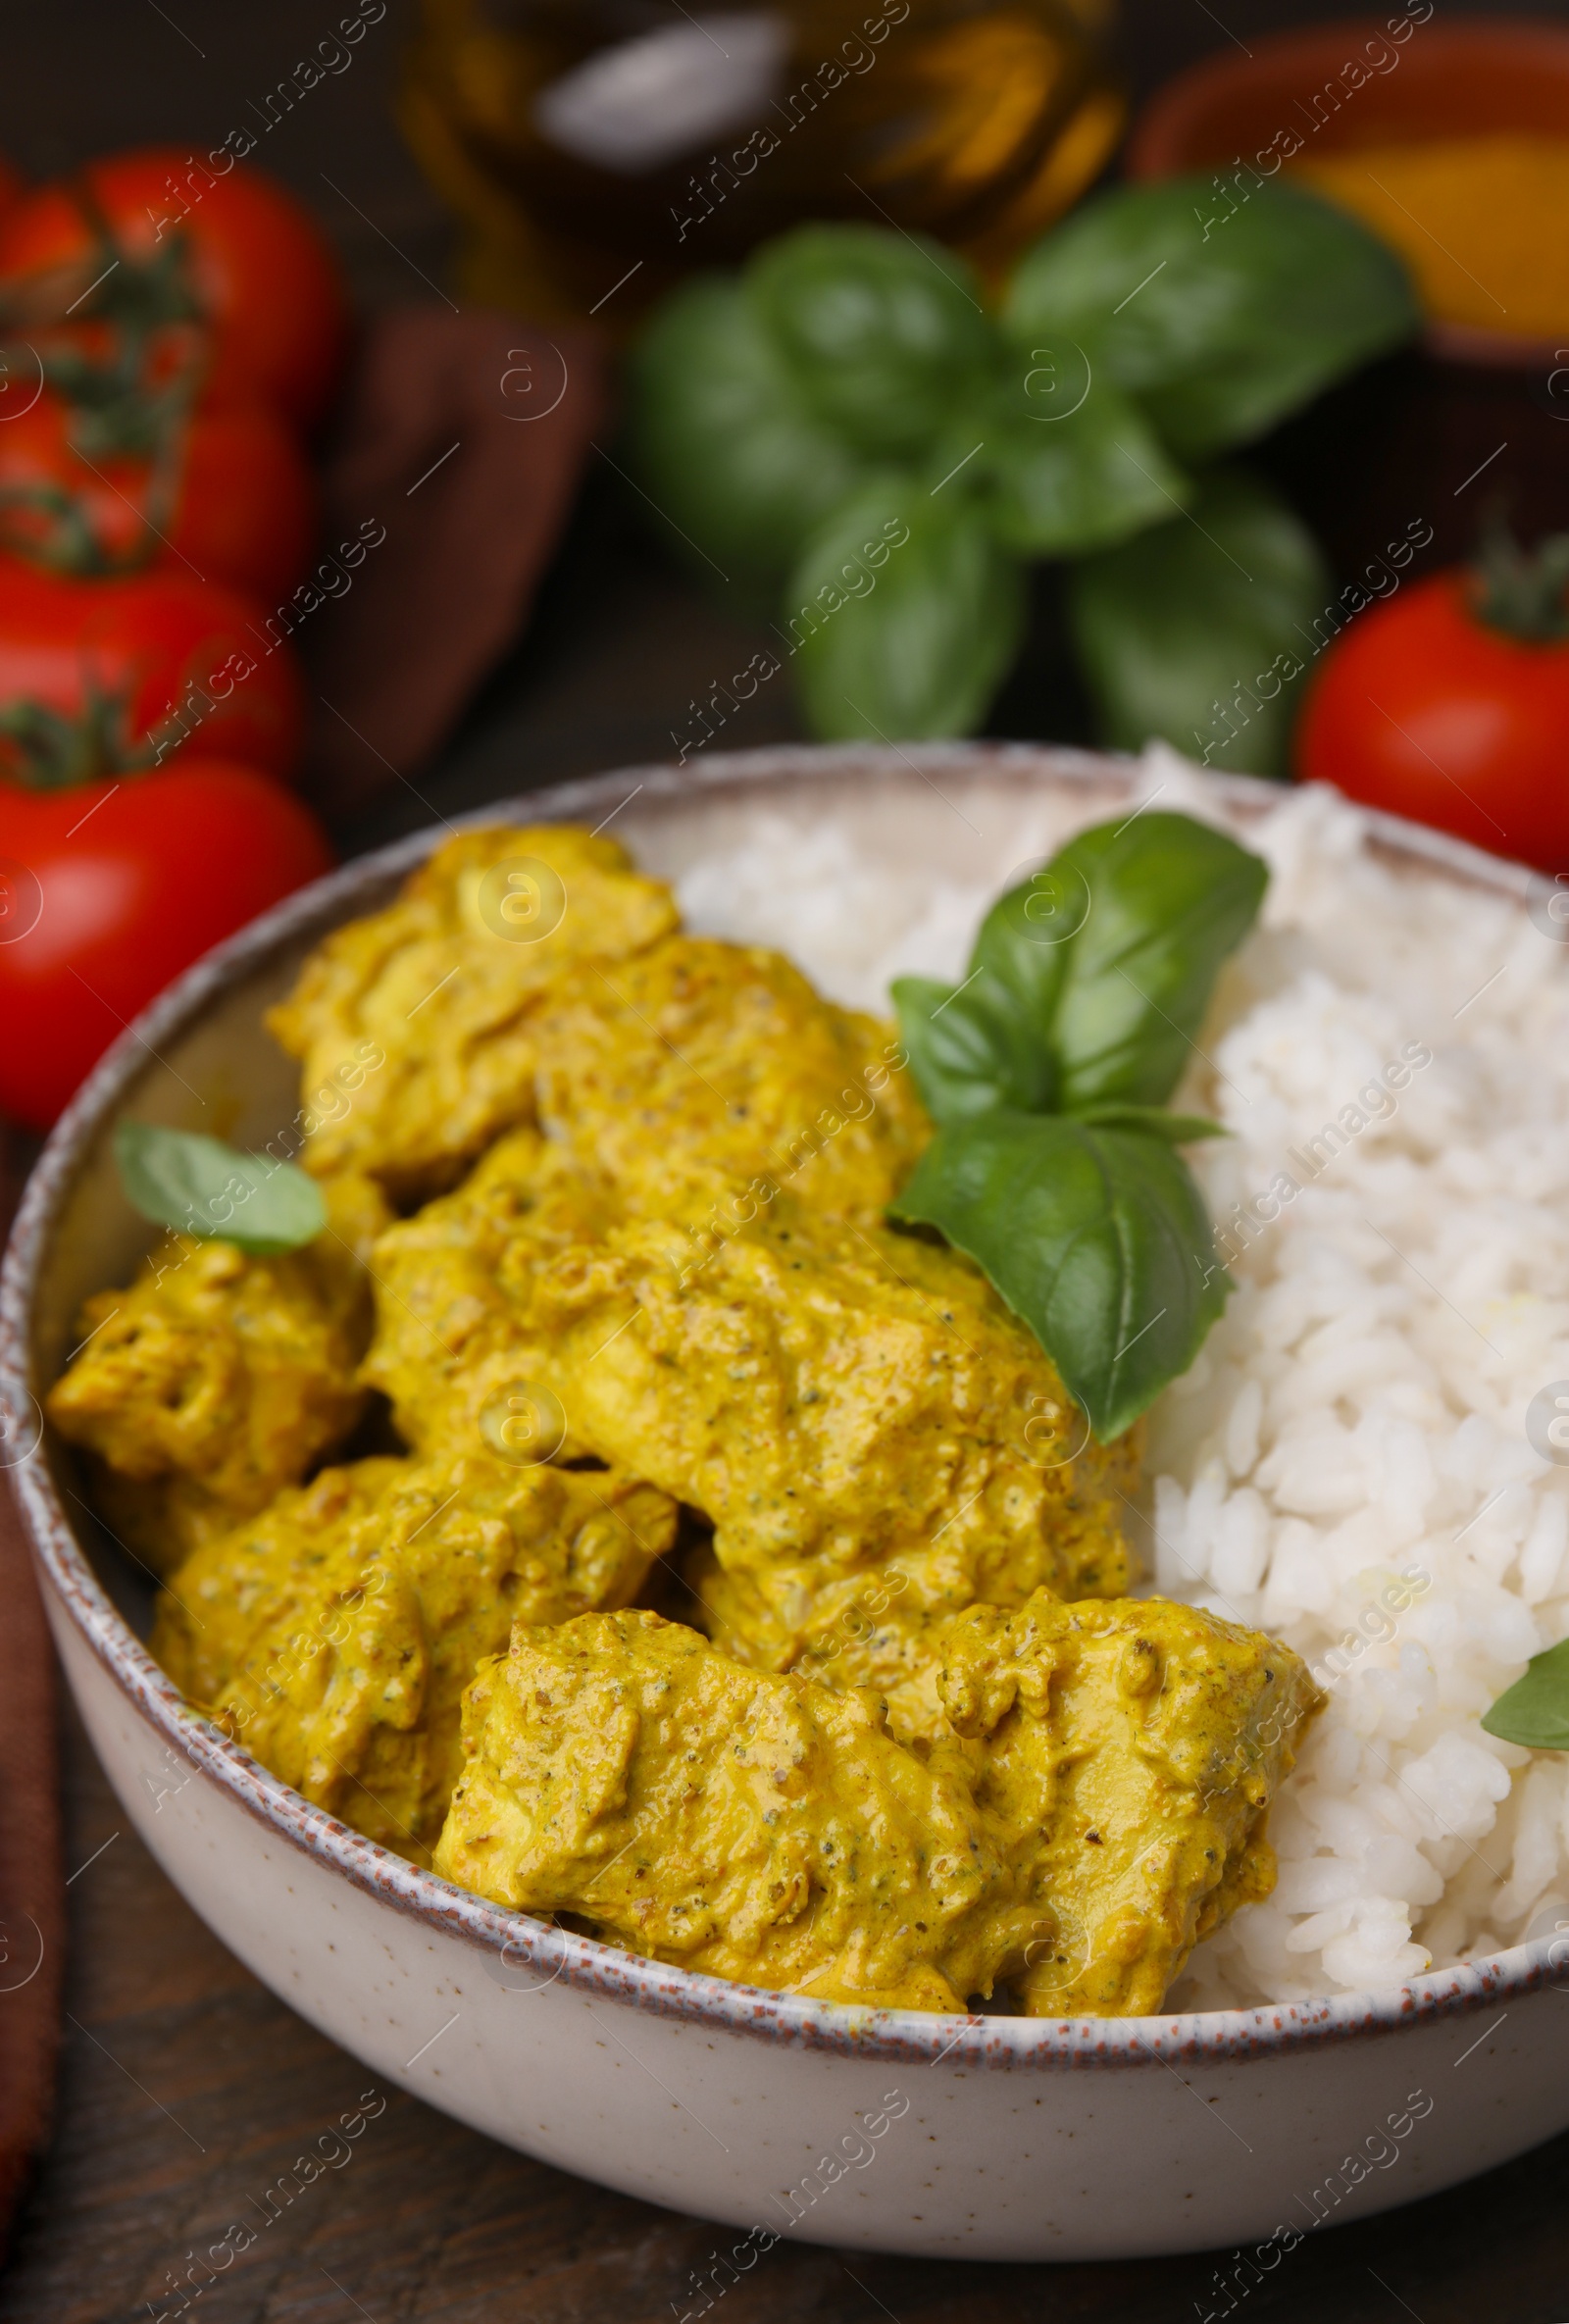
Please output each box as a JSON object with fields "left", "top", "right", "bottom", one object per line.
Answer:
{"left": 5, "top": 4, "right": 1569, "bottom": 2316}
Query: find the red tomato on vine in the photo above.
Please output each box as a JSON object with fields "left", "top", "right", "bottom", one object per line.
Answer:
{"left": 0, "top": 558, "right": 306, "bottom": 787}
{"left": 1297, "top": 528, "right": 1569, "bottom": 874}
{"left": 0, "top": 385, "right": 315, "bottom": 602}
{"left": 0, "top": 146, "right": 350, "bottom": 431}
{"left": 0, "top": 758, "right": 332, "bottom": 1129}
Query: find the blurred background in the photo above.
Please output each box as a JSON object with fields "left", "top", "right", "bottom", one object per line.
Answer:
{"left": 3, "top": 0, "right": 1562, "bottom": 869}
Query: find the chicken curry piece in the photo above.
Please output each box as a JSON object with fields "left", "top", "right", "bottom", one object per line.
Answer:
{"left": 153, "top": 1449, "right": 677, "bottom": 1856}
{"left": 266, "top": 825, "right": 678, "bottom": 1203}
{"left": 520, "top": 933, "right": 929, "bottom": 1229}
{"left": 45, "top": 1170, "right": 384, "bottom": 1574}
{"left": 933, "top": 1592, "right": 1319, "bottom": 2014}
{"left": 432, "top": 1606, "right": 1038, "bottom": 2012}
{"left": 49, "top": 817, "right": 1321, "bottom": 2015}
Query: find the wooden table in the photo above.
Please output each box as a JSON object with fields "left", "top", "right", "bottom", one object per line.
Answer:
{"left": 4, "top": 3, "right": 1568, "bottom": 2314}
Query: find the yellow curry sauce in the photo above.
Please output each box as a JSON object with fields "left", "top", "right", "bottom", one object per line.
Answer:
{"left": 48, "top": 822, "right": 1321, "bottom": 2013}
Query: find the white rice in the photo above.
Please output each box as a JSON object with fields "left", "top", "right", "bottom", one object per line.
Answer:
{"left": 668, "top": 745, "right": 1569, "bottom": 2008}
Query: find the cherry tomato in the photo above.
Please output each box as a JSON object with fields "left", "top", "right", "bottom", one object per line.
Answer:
{"left": 0, "top": 758, "right": 332, "bottom": 1129}
{"left": 0, "top": 386, "right": 316, "bottom": 603}
{"left": 0, "top": 558, "right": 305, "bottom": 787}
{"left": 167, "top": 400, "right": 317, "bottom": 600}
{"left": 1297, "top": 568, "right": 1569, "bottom": 874}
{"left": 0, "top": 148, "right": 350, "bottom": 431}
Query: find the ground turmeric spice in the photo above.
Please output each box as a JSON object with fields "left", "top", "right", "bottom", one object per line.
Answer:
{"left": 1292, "top": 133, "right": 1569, "bottom": 339}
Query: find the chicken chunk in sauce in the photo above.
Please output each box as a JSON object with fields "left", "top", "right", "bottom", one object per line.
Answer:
{"left": 153, "top": 1450, "right": 677, "bottom": 1856}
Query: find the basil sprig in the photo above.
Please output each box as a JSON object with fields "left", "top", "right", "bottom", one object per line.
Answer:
{"left": 1483, "top": 1640, "right": 1569, "bottom": 1752}
{"left": 890, "top": 811, "right": 1266, "bottom": 1440}
{"left": 115, "top": 1121, "right": 327, "bottom": 1255}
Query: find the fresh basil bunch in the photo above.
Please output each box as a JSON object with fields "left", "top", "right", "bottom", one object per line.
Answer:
{"left": 890, "top": 810, "right": 1268, "bottom": 1439}
{"left": 627, "top": 182, "right": 1417, "bottom": 767}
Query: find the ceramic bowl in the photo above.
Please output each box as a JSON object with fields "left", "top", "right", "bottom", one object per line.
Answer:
{"left": 4, "top": 742, "right": 1569, "bottom": 2263}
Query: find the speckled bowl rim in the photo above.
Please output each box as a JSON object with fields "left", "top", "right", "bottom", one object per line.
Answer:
{"left": 2, "top": 739, "right": 1562, "bottom": 2072}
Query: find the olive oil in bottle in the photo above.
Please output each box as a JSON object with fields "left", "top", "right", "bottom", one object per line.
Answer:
{"left": 402, "top": 0, "right": 1124, "bottom": 325}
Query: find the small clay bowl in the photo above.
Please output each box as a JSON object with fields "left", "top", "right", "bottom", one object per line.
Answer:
{"left": 1125, "top": 18, "right": 1569, "bottom": 576}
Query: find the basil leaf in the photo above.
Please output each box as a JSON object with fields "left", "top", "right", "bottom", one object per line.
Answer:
{"left": 969, "top": 858, "right": 1085, "bottom": 1036}
{"left": 963, "top": 371, "right": 1192, "bottom": 558}
{"left": 891, "top": 972, "right": 1055, "bottom": 1123}
{"left": 787, "top": 481, "right": 1025, "bottom": 742}
{"left": 890, "top": 1114, "right": 1229, "bottom": 1439}
{"left": 1070, "top": 1105, "right": 1226, "bottom": 1141}
{"left": 626, "top": 276, "right": 864, "bottom": 603}
{"left": 894, "top": 857, "right": 1087, "bottom": 1118}
{"left": 980, "top": 809, "right": 1267, "bottom": 1113}
{"left": 1067, "top": 468, "right": 1331, "bottom": 778}
{"left": 750, "top": 225, "right": 997, "bottom": 459}
{"left": 895, "top": 812, "right": 1264, "bottom": 1126}
{"left": 1482, "top": 1640, "right": 1569, "bottom": 1751}
{"left": 115, "top": 1121, "right": 327, "bottom": 1255}
{"left": 1002, "top": 177, "right": 1418, "bottom": 461}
